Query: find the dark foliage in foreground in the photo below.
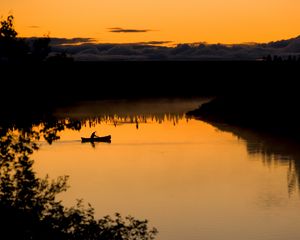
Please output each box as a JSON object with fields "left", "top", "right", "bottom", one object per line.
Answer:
{"left": 0, "top": 120, "right": 157, "bottom": 240}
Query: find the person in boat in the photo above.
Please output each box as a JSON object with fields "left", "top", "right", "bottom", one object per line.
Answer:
{"left": 90, "top": 131, "right": 99, "bottom": 139}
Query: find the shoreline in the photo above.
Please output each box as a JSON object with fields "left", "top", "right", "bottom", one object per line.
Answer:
{"left": 187, "top": 95, "right": 300, "bottom": 140}
{"left": 1, "top": 61, "right": 299, "bottom": 132}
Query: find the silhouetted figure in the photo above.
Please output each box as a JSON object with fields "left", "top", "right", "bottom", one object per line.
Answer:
{"left": 90, "top": 131, "right": 98, "bottom": 139}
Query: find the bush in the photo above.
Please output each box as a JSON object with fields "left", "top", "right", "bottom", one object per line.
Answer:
{"left": 0, "top": 121, "right": 157, "bottom": 240}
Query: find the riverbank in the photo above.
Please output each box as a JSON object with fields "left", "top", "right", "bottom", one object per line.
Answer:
{"left": 187, "top": 94, "right": 300, "bottom": 139}
{"left": 1, "top": 60, "right": 299, "bottom": 128}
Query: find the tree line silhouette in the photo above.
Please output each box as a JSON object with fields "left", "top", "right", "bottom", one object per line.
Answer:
{"left": 262, "top": 54, "right": 300, "bottom": 62}
{"left": 0, "top": 15, "right": 72, "bottom": 62}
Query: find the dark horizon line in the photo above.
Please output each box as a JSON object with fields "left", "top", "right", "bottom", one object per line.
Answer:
{"left": 18, "top": 34, "right": 300, "bottom": 47}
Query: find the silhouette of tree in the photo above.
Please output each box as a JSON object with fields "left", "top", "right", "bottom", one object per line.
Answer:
{"left": 273, "top": 55, "right": 283, "bottom": 62}
{"left": 265, "top": 54, "right": 272, "bottom": 62}
{"left": 31, "top": 36, "right": 51, "bottom": 62}
{"left": 0, "top": 15, "right": 17, "bottom": 39}
{"left": 0, "top": 121, "right": 158, "bottom": 239}
{"left": 0, "top": 15, "right": 29, "bottom": 62}
{"left": 0, "top": 15, "right": 52, "bottom": 62}
{"left": 47, "top": 52, "right": 74, "bottom": 63}
{"left": 262, "top": 54, "right": 300, "bottom": 62}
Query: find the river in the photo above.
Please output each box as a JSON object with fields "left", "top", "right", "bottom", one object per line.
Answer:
{"left": 32, "top": 98, "right": 300, "bottom": 240}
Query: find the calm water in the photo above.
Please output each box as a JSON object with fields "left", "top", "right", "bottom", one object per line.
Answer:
{"left": 32, "top": 99, "right": 300, "bottom": 240}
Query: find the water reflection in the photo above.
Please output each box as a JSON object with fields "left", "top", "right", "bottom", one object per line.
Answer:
{"left": 54, "top": 98, "right": 207, "bottom": 121}
{"left": 3, "top": 97, "right": 300, "bottom": 240}
{"left": 0, "top": 98, "right": 205, "bottom": 239}
{"left": 0, "top": 116, "right": 157, "bottom": 239}
{"left": 82, "top": 114, "right": 188, "bottom": 128}
{"left": 28, "top": 110, "right": 300, "bottom": 197}
{"left": 206, "top": 121, "right": 300, "bottom": 195}
{"left": 33, "top": 112, "right": 300, "bottom": 240}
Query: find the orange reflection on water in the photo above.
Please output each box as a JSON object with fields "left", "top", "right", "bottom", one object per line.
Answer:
{"left": 32, "top": 116, "right": 300, "bottom": 240}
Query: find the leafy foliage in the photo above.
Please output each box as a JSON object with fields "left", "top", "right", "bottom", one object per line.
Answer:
{"left": 0, "top": 15, "right": 53, "bottom": 62}
{"left": 0, "top": 15, "right": 17, "bottom": 39}
{"left": 0, "top": 121, "right": 158, "bottom": 239}
{"left": 0, "top": 15, "right": 29, "bottom": 61}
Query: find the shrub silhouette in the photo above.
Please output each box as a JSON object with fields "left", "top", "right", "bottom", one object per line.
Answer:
{"left": 0, "top": 15, "right": 17, "bottom": 39}
{"left": 31, "top": 36, "right": 51, "bottom": 61}
{"left": 0, "top": 15, "right": 29, "bottom": 61}
{"left": 0, "top": 15, "right": 54, "bottom": 62}
{"left": 0, "top": 120, "right": 158, "bottom": 240}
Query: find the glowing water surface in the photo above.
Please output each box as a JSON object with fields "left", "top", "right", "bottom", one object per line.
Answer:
{"left": 33, "top": 99, "right": 300, "bottom": 240}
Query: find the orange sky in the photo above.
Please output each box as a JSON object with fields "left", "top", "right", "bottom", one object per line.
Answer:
{"left": 1, "top": 0, "right": 300, "bottom": 44}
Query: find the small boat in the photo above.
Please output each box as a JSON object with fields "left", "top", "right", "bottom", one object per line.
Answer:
{"left": 81, "top": 135, "right": 111, "bottom": 143}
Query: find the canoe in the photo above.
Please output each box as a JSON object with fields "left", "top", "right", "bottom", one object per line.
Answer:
{"left": 81, "top": 135, "right": 111, "bottom": 143}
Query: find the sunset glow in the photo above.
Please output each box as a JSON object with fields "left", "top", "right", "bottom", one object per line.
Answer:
{"left": 1, "top": 0, "right": 300, "bottom": 44}
{"left": 32, "top": 116, "right": 300, "bottom": 240}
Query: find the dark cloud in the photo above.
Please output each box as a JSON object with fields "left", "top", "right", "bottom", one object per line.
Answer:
{"left": 46, "top": 35, "right": 300, "bottom": 61}
{"left": 25, "top": 37, "right": 95, "bottom": 46}
{"left": 49, "top": 38, "right": 95, "bottom": 46}
{"left": 135, "top": 41, "right": 172, "bottom": 45}
{"left": 108, "top": 27, "right": 150, "bottom": 33}
{"left": 28, "top": 26, "right": 40, "bottom": 28}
